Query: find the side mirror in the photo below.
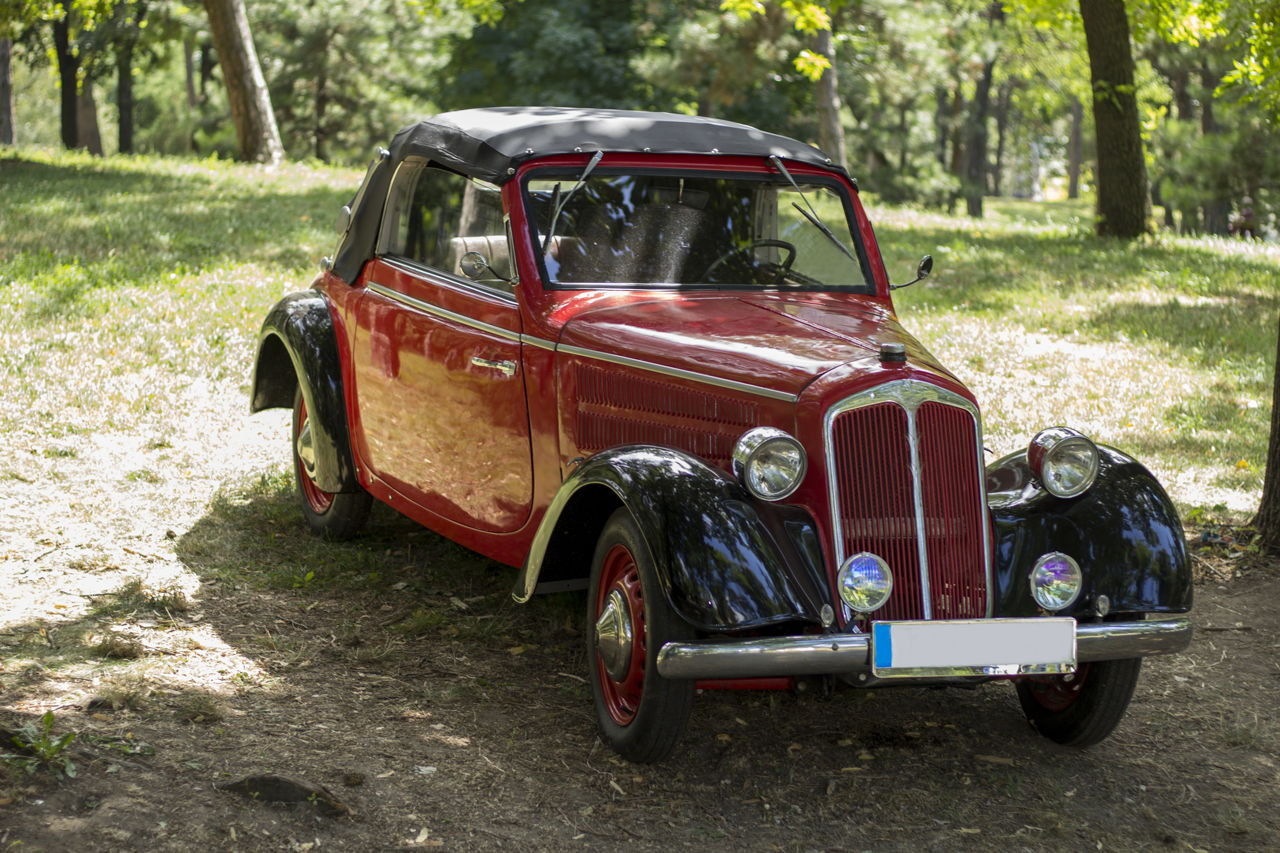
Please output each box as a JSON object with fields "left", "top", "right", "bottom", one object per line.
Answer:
{"left": 890, "top": 254, "right": 933, "bottom": 290}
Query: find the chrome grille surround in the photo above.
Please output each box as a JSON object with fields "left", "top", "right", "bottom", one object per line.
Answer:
{"left": 823, "top": 379, "right": 993, "bottom": 625}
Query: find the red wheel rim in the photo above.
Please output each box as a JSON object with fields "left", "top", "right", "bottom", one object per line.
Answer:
{"left": 595, "top": 543, "right": 646, "bottom": 726}
{"left": 295, "top": 396, "right": 334, "bottom": 514}
{"left": 1024, "top": 663, "right": 1091, "bottom": 712}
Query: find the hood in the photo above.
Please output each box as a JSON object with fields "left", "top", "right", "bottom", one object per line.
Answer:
{"left": 556, "top": 293, "right": 959, "bottom": 398}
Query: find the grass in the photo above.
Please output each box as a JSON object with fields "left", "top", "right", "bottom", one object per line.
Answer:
{"left": 874, "top": 198, "right": 1278, "bottom": 517}
{"left": 1, "top": 147, "right": 1273, "bottom": 525}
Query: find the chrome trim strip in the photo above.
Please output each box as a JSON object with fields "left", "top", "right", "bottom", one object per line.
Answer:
{"left": 557, "top": 343, "right": 798, "bottom": 402}
{"left": 520, "top": 335, "right": 557, "bottom": 352}
{"left": 655, "top": 617, "right": 1191, "bottom": 679}
{"left": 822, "top": 379, "right": 993, "bottom": 623}
{"left": 366, "top": 281, "right": 521, "bottom": 342}
{"left": 904, "top": 399, "right": 933, "bottom": 618}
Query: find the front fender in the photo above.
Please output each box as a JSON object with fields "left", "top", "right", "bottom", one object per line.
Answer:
{"left": 986, "top": 445, "right": 1192, "bottom": 618}
{"left": 250, "top": 290, "right": 359, "bottom": 493}
{"left": 514, "top": 446, "right": 830, "bottom": 633}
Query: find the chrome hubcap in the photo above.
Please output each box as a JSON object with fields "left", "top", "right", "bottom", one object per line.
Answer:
{"left": 296, "top": 420, "right": 318, "bottom": 479}
{"left": 595, "top": 588, "right": 634, "bottom": 682}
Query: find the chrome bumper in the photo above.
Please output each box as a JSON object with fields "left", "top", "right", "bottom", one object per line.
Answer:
{"left": 655, "top": 617, "right": 1192, "bottom": 680}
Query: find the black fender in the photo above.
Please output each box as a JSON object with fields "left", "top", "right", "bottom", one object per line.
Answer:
{"left": 250, "top": 290, "right": 360, "bottom": 494}
{"left": 985, "top": 445, "right": 1192, "bottom": 618}
{"left": 513, "top": 446, "right": 830, "bottom": 633}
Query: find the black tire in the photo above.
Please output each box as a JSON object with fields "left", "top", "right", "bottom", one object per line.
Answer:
{"left": 291, "top": 388, "right": 371, "bottom": 540}
{"left": 587, "top": 508, "right": 695, "bottom": 763}
{"left": 1016, "top": 657, "right": 1143, "bottom": 747}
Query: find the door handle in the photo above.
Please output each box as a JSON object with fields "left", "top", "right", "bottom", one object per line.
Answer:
{"left": 470, "top": 356, "right": 517, "bottom": 377}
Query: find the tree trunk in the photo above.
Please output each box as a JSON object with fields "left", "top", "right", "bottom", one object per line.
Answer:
{"left": 1067, "top": 97, "right": 1083, "bottom": 199}
{"left": 1079, "top": 0, "right": 1149, "bottom": 238}
{"left": 934, "top": 86, "right": 949, "bottom": 168}
{"left": 0, "top": 39, "right": 14, "bottom": 145}
{"left": 52, "top": 9, "right": 79, "bottom": 150}
{"left": 964, "top": 58, "right": 995, "bottom": 217}
{"left": 1199, "top": 64, "right": 1230, "bottom": 235}
{"left": 199, "top": 40, "right": 215, "bottom": 102}
{"left": 116, "top": 1, "right": 148, "bottom": 155}
{"left": 897, "top": 98, "right": 912, "bottom": 172}
{"left": 202, "top": 0, "right": 284, "bottom": 164}
{"left": 1255, "top": 316, "right": 1280, "bottom": 553}
{"left": 314, "top": 48, "right": 327, "bottom": 162}
{"left": 184, "top": 39, "right": 198, "bottom": 107}
{"left": 117, "top": 43, "right": 135, "bottom": 154}
{"left": 76, "top": 79, "right": 102, "bottom": 155}
{"left": 813, "top": 28, "right": 847, "bottom": 171}
{"left": 992, "top": 81, "right": 1011, "bottom": 197}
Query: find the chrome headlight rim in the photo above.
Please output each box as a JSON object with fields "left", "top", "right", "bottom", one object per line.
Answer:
{"left": 837, "top": 551, "right": 894, "bottom": 614}
{"left": 1028, "top": 427, "right": 1100, "bottom": 499}
{"left": 1029, "top": 551, "right": 1083, "bottom": 612}
{"left": 732, "top": 426, "right": 807, "bottom": 501}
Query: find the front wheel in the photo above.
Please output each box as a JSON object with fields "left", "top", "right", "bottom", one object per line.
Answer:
{"left": 292, "top": 388, "right": 371, "bottom": 540}
{"left": 587, "top": 508, "right": 694, "bottom": 763}
{"left": 1016, "top": 658, "right": 1143, "bottom": 747}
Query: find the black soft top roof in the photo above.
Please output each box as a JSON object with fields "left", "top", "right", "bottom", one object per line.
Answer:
{"left": 331, "top": 106, "right": 840, "bottom": 283}
{"left": 391, "top": 106, "right": 837, "bottom": 182}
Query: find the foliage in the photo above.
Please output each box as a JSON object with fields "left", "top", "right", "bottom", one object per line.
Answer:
{"left": 2, "top": 711, "right": 78, "bottom": 779}
{"left": 435, "top": 0, "right": 649, "bottom": 111}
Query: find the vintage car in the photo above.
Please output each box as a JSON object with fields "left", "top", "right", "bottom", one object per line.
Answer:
{"left": 251, "top": 107, "right": 1192, "bottom": 763}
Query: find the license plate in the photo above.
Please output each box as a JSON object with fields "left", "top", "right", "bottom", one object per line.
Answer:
{"left": 870, "top": 618, "right": 1076, "bottom": 678}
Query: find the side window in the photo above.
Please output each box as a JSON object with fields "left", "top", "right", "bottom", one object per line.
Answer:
{"left": 378, "top": 161, "right": 513, "bottom": 293}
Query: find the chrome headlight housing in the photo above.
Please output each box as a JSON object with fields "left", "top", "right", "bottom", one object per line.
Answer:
{"left": 837, "top": 552, "right": 893, "bottom": 614}
{"left": 732, "top": 427, "right": 806, "bottom": 501}
{"left": 1028, "top": 427, "right": 1099, "bottom": 498}
{"left": 1029, "top": 552, "right": 1083, "bottom": 612}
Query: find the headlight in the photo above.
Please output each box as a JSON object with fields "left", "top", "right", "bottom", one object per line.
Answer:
{"left": 837, "top": 552, "right": 893, "bottom": 613}
{"left": 1029, "top": 552, "right": 1082, "bottom": 611}
{"left": 1028, "top": 427, "right": 1099, "bottom": 498}
{"left": 732, "top": 427, "right": 806, "bottom": 501}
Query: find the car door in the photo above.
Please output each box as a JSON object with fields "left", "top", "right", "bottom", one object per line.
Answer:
{"left": 349, "top": 160, "right": 533, "bottom": 533}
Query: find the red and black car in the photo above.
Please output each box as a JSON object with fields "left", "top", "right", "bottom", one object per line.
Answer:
{"left": 251, "top": 107, "right": 1192, "bottom": 763}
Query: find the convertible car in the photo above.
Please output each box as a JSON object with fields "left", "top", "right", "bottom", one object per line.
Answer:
{"left": 251, "top": 107, "right": 1192, "bottom": 762}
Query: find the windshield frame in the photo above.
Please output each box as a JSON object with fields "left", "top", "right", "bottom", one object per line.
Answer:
{"left": 518, "top": 159, "right": 877, "bottom": 294}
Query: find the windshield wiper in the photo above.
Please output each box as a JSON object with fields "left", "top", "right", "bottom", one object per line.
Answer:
{"left": 768, "top": 154, "right": 856, "bottom": 263}
{"left": 541, "top": 149, "right": 604, "bottom": 253}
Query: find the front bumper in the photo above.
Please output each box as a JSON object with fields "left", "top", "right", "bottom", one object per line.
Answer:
{"left": 655, "top": 617, "right": 1192, "bottom": 680}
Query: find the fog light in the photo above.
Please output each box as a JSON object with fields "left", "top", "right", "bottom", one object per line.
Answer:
{"left": 1030, "top": 552, "right": 1082, "bottom": 611}
{"left": 838, "top": 552, "right": 893, "bottom": 614}
{"left": 732, "top": 427, "right": 807, "bottom": 501}
{"left": 1028, "top": 427, "right": 1099, "bottom": 498}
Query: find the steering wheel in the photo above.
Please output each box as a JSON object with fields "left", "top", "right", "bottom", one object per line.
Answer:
{"left": 703, "top": 239, "right": 798, "bottom": 284}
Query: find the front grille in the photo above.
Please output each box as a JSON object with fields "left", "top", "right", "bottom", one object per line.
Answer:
{"left": 827, "top": 382, "right": 989, "bottom": 622}
{"left": 573, "top": 362, "right": 759, "bottom": 468}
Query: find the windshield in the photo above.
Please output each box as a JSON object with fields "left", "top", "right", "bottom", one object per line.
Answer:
{"left": 524, "top": 171, "right": 872, "bottom": 292}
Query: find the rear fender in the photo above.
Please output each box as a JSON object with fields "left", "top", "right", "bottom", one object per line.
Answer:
{"left": 250, "top": 291, "right": 359, "bottom": 493}
{"left": 986, "top": 445, "right": 1192, "bottom": 617}
{"left": 513, "top": 447, "right": 830, "bottom": 633}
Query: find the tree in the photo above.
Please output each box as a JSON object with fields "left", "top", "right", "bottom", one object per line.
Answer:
{"left": 1077, "top": 0, "right": 1148, "bottom": 237}
{"left": 202, "top": 0, "right": 283, "bottom": 163}
{"left": 51, "top": 2, "right": 80, "bottom": 149}
{"left": 0, "top": 38, "right": 13, "bottom": 145}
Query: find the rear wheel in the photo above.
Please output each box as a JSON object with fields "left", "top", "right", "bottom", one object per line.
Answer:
{"left": 292, "top": 388, "right": 371, "bottom": 540}
{"left": 1016, "top": 657, "right": 1143, "bottom": 747}
{"left": 587, "top": 508, "right": 694, "bottom": 763}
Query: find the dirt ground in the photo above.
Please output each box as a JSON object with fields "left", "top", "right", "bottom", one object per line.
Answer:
{"left": 2, "top": 389, "right": 1279, "bottom": 852}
